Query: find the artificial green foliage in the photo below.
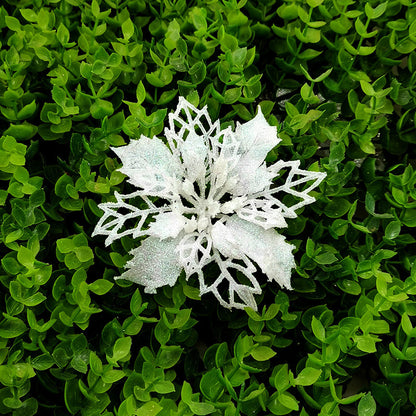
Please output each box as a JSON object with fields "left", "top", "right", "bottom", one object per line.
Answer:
{"left": 0, "top": 0, "right": 415, "bottom": 415}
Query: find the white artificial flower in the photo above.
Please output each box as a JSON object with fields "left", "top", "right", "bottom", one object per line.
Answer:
{"left": 92, "top": 97, "right": 326, "bottom": 310}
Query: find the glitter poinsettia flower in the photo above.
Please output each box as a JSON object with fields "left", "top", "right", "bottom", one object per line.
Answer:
{"left": 92, "top": 97, "right": 326, "bottom": 310}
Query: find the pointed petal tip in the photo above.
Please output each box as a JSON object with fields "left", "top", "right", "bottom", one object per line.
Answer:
{"left": 177, "top": 96, "right": 195, "bottom": 110}
{"left": 318, "top": 170, "right": 327, "bottom": 180}
{"left": 256, "top": 105, "right": 264, "bottom": 117}
{"left": 253, "top": 107, "right": 268, "bottom": 124}
{"left": 110, "top": 145, "right": 122, "bottom": 157}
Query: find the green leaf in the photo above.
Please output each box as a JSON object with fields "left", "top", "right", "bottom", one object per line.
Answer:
{"left": 295, "top": 27, "right": 321, "bottom": 43}
{"left": 306, "top": 0, "right": 323, "bottom": 7}
{"left": 401, "top": 313, "right": 415, "bottom": 337}
{"left": 250, "top": 346, "right": 276, "bottom": 361}
{"left": 337, "top": 279, "right": 361, "bottom": 295}
{"left": 278, "top": 393, "right": 299, "bottom": 411}
{"left": 57, "top": 23, "right": 70, "bottom": 45}
{"left": 90, "top": 99, "right": 114, "bottom": 119}
{"left": 311, "top": 316, "right": 325, "bottom": 342}
{"left": 358, "top": 393, "right": 376, "bottom": 416}
{"left": 137, "top": 401, "right": 163, "bottom": 416}
{"left": 4, "top": 123, "right": 37, "bottom": 140}
{"left": 163, "top": 309, "right": 191, "bottom": 329}
{"left": 91, "top": 0, "right": 100, "bottom": 17}
{"left": 22, "top": 291, "right": 47, "bottom": 307}
{"left": 136, "top": 81, "right": 146, "bottom": 105}
{"left": 74, "top": 246, "right": 94, "bottom": 262}
{"left": 181, "top": 380, "right": 193, "bottom": 403}
{"left": 20, "top": 9, "right": 38, "bottom": 22}
{"left": 89, "top": 352, "right": 103, "bottom": 375}
{"left": 200, "top": 368, "right": 224, "bottom": 401}
{"left": 164, "top": 19, "right": 181, "bottom": 50}
{"left": 101, "top": 368, "right": 125, "bottom": 383}
{"left": 64, "top": 379, "right": 83, "bottom": 414}
{"left": 17, "top": 246, "right": 35, "bottom": 269}
{"left": 17, "top": 100, "right": 37, "bottom": 120}
{"left": 109, "top": 337, "right": 132, "bottom": 364}
{"left": 190, "top": 8, "right": 207, "bottom": 36}
{"left": 5, "top": 230, "right": 23, "bottom": 244}
{"left": 57, "top": 238, "right": 75, "bottom": 254}
{"left": 55, "top": 174, "right": 73, "bottom": 198}
{"left": 157, "top": 345, "right": 182, "bottom": 369}
{"left": 32, "top": 354, "right": 55, "bottom": 370}
{"left": 122, "top": 18, "right": 134, "bottom": 40}
{"left": 14, "top": 166, "right": 29, "bottom": 184}
{"left": 13, "top": 397, "right": 38, "bottom": 416}
{"left": 360, "top": 80, "right": 375, "bottom": 96}
{"left": 139, "top": 108, "right": 167, "bottom": 128}
{"left": 314, "top": 252, "right": 338, "bottom": 265}
{"left": 189, "top": 62, "right": 206, "bottom": 85}
{"left": 384, "top": 221, "right": 401, "bottom": 240}
{"left": 154, "top": 320, "right": 170, "bottom": 345}
{"left": 365, "top": 2, "right": 387, "bottom": 19}
{"left": 188, "top": 401, "right": 216, "bottom": 416}
{"left": 331, "top": 16, "right": 353, "bottom": 34}
{"left": 0, "top": 316, "right": 27, "bottom": 338}
{"left": 300, "top": 65, "right": 332, "bottom": 83}
{"left": 182, "top": 381, "right": 215, "bottom": 415}
{"left": 294, "top": 367, "right": 322, "bottom": 386}
{"left": 5, "top": 16, "right": 21, "bottom": 31}
{"left": 29, "top": 189, "right": 45, "bottom": 207}
{"left": 89, "top": 279, "right": 113, "bottom": 295}
{"left": 129, "top": 289, "right": 143, "bottom": 317}
{"left": 357, "top": 336, "right": 377, "bottom": 353}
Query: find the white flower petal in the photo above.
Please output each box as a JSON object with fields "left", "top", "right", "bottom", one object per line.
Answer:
{"left": 236, "top": 107, "right": 280, "bottom": 153}
{"left": 211, "top": 155, "right": 229, "bottom": 189}
{"left": 232, "top": 107, "right": 280, "bottom": 195}
{"left": 258, "top": 160, "right": 327, "bottom": 219}
{"left": 176, "top": 231, "right": 213, "bottom": 276}
{"left": 148, "top": 212, "right": 187, "bottom": 240}
{"left": 181, "top": 131, "right": 208, "bottom": 182}
{"left": 211, "top": 221, "right": 244, "bottom": 259}
{"left": 92, "top": 190, "right": 169, "bottom": 246}
{"left": 112, "top": 135, "right": 180, "bottom": 198}
{"left": 164, "top": 97, "right": 218, "bottom": 167}
{"left": 233, "top": 163, "right": 274, "bottom": 196}
{"left": 218, "top": 128, "right": 241, "bottom": 171}
{"left": 203, "top": 253, "right": 260, "bottom": 310}
{"left": 217, "top": 215, "right": 295, "bottom": 289}
{"left": 116, "top": 237, "right": 182, "bottom": 293}
{"left": 236, "top": 198, "right": 288, "bottom": 229}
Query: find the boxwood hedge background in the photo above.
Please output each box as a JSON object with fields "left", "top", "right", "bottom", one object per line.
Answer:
{"left": 1, "top": 0, "right": 416, "bottom": 415}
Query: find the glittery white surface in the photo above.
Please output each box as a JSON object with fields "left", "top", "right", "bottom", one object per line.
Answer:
{"left": 92, "top": 97, "right": 326, "bottom": 310}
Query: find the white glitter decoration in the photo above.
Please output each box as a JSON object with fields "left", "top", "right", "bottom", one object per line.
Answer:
{"left": 92, "top": 97, "right": 326, "bottom": 310}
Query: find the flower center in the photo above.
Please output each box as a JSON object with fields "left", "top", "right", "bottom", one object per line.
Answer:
{"left": 202, "top": 199, "right": 221, "bottom": 217}
{"left": 194, "top": 198, "right": 220, "bottom": 232}
{"left": 179, "top": 177, "right": 248, "bottom": 234}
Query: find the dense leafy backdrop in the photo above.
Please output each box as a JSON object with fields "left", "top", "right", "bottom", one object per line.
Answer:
{"left": 0, "top": 0, "right": 416, "bottom": 415}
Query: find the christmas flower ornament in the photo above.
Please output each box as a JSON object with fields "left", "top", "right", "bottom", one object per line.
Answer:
{"left": 92, "top": 98, "right": 326, "bottom": 310}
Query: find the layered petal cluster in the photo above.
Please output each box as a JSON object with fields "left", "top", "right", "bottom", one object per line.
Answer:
{"left": 92, "top": 98, "right": 326, "bottom": 310}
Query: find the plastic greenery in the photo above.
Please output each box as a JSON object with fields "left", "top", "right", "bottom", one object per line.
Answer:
{"left": 92, "top": 98, "right": 325, "bottom": 310}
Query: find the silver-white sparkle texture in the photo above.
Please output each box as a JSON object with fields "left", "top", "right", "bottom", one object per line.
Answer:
{"left": 92, "top": 98, "right": 326, "bottom": 310}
